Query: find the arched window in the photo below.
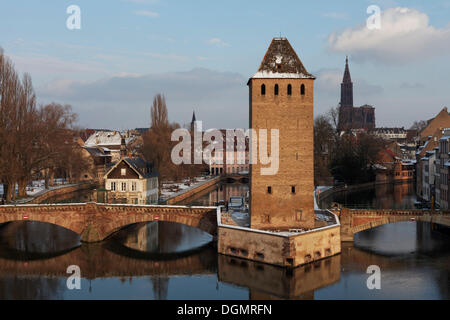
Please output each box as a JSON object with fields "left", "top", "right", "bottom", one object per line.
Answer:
{"left": 287, "top": 84, "right": 292, "bottom": 96}
{"left": 274, "top": 84, "right": 279, "bottom": 96}
{"left": 261, "top": 84, "right": 266, "bottom": 95}
{"left": 301, "top": 84, "right": 305, "bottom": 96}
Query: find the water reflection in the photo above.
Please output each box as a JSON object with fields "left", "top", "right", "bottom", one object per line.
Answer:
{"left": 0, "top": 221, "right": 80, "bottom": 254}
{"left": 320, "top": 182, "right": 417, "bottom": 209}
{"left": 0, "top": 181, "right": 448, "bottom": 299}
{"left": 185, "top": 182, "right": 248, "bottom": 206}
{"left": 111, "top": 221, "right": 213, "bottom": 254}
{"left": 0, "top": 221, "right": 447, "bottom": 299}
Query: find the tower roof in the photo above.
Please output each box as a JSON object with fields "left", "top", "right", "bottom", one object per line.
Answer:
{"left": 250, "top": 38, "right": 315, "bottom": 80}
{"left": 342, "top": 56, "right": 352, "bottom": 83}
{"left": 191, "top": 110, "right": 196, "bottom": 123}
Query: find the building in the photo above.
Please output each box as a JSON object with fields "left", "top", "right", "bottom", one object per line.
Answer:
{"left": 248, "top": 37, "right": 315, "bottom": 230}
{"left": 338, "top": 57, "right": 375, "bottom": 131}
{"left": 419, "top": 107, "right": 450, "bottom": 142}
{"left": 437, "top": 132, "right": 450, "bottom": 209}
{"left": 415, "top": 107, "right": 450, "bottom": 202}
{"left": 81, "top": 145, "right": 112, "bottom": 184}
{"left": 208, "top": 130, "right": 250, "bottom": 176}
{"left": 85, "top": 131, "right": 137, "bottom": 162}
{"left": 104, "top": 138, "right": 159, "bottom": 204}
{"left": 371, "top": 127, "right": 407, "bottom": 142}
{"left": 421, "top": 150, "right": 436, "bottom": 202}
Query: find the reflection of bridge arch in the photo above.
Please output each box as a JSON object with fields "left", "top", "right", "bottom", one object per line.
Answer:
{"left": 0, "top": 242, "right": 217, "bottom": 279}
{"left": 0, "top": 203, "right": 218, "bottom": 242}
{"left": 339, "top": 208, "right": 450, "bottom": 241}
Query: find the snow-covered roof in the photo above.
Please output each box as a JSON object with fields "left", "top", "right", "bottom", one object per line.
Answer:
{"left": 85, "top": 131, "right": 135, "bottom": 147}
{"left": 251, "top": 71, "right": 314, "bottom": 79}
{"left": 250, "top": 38, "right": 315, "bottom": 80}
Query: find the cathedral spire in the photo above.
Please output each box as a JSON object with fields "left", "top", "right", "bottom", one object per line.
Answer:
{"left": 343, "top": 55, "right": 352, "bottom": 83}
{"left": 340, "top": 56, "right": 353, "bottom": 108}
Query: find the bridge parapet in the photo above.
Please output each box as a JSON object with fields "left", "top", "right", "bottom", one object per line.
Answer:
{"left": 0, "top": 203, "right": 218, "bottom": 243}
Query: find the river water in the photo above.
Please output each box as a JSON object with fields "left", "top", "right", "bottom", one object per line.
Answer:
{"left": 0, "top": 182, "right": 448, "bottom": 299}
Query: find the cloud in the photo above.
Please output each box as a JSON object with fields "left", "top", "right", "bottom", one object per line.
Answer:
{"left": 314, "top": 68, "right": 383, "bottom": 97}
{"left": 9, "top": 54, "right": 106, "bottom": 77}
{"left": 134, "top": 10, "right": 159, "bottom": 18}
{"left": 328, "top": 7, "right": 450, "bottom": 63}
{"left": 37, "top": 68, "right": 248, "bottom": 130}
{"left": 208, "top": 38, "right": 230, "bottom": 47}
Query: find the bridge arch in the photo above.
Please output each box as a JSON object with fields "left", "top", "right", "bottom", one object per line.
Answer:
{"left": 338, "top": 208, "right": 450, "bottom": 241}
{"left": 0, "top": 203, "right": 218, "bottom": 243}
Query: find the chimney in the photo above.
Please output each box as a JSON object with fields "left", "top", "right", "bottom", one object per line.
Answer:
{"left": 120, "top": 134, "right": 127, "bottom": 159}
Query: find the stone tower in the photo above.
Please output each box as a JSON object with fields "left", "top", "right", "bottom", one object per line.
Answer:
{"left": 248, "top": 38, "right": 316, "bottom": 231}
{"left": 341, "top": 56, "right": 353, "bottom": 108}
{"left": 338, "top": 56, "right": 354, "bottom": 131}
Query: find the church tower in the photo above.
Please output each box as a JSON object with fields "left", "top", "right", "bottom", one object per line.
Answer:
{"left": 248, "top": 38, "right": 316, "bottom": 230}
{"left": 190, "top": 110, "right": 196, "bottom": 133}
{"left": 341, "top": 56, "right": 353, "bottom": 108}
{"left": 338, "top": 56, "right": 354, "bottom": 131}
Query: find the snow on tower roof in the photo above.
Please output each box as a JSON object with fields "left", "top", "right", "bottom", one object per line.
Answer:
{"left": 250, "top": 38, "right": 315, "bottom": 80}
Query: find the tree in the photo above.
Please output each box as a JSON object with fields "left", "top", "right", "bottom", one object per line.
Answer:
{"left": 314, "top": 115, "right": 335, "bottom": 185}
{"left": 410, "top": 120, "right": 428, "bottom": 132}
{"left": 0, "top": 49, "right": 85, "bottom": 202}
{"left": 329, "top": 132, "right": 384, "bottom": 184}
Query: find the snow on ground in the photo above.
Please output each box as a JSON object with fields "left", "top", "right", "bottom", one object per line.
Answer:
{"left": 0, "top": 179, "right": 73, "bottom": 202}
{"left": 159, "top": 176, "right": 215, "bottom": 201}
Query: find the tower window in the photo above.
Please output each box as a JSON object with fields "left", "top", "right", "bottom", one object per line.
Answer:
{"left": 291, "top": 186, "right": 296, "bottom": 194}
{"left": 301, "top": 84, "right": 305, "bottom": 96}
{"left": 287, "top": 84, "right": 292, "bottom": 96}
{"left": 261, "top": 84, "right": 266, "bottom": 95}
{"left": 267, "top": 186, "right": 272, "bottom": 194}
{"left": 274, "top": 84, "right": 279, "bottom": 96}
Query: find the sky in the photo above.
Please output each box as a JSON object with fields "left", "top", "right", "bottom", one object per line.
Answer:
{"left": 1, "top": 0, "right": 450, "bottom": 130}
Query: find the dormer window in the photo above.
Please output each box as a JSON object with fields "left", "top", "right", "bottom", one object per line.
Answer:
{"left": 274, "top": 84, "right": 279, "bottom": 96}
{"left": 287, "top": 84, "right": 292, "bottom": 96}
{"left": 261, "top": 84, "right": 266, "bottom": 95}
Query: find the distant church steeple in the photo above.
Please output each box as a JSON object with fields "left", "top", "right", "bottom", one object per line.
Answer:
{"left": 340, "top": 56, "right": 353, "bottom": 108}
{"left": 190, "top": 110, "right": 196, "bottom": 132}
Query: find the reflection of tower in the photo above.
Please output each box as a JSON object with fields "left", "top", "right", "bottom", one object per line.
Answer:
{"left": 151, "top": 276, "right": 169, "bottom": 300}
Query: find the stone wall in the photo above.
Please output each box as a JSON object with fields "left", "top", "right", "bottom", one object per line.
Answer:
{"left": 217, "top": 222, "right": 341, "bottom": 268}
{"left": 165, "top": 177, "right": 220, "bottom": 205}
{"left": 29, "top": 182, "right": 95, "bottom": 204}
{"left": 249, "top": 78, "right": 315, "bottom": 230}
{"left": 0, "top": 203, "right": 217, "bottom": 243}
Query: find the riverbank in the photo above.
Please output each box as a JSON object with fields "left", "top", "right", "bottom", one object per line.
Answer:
{"left": 163, "top": 176, "right": 221, "bottom": 205}
{"left": 5, "top": 181, "right": 96, "bottom": 205}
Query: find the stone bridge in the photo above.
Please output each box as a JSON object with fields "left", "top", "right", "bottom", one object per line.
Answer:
{"left": 0, "top": 203, "right": 218, "bottom": 243}
{"left": 337, "top": 208, "right": 450, "bottom": 241}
